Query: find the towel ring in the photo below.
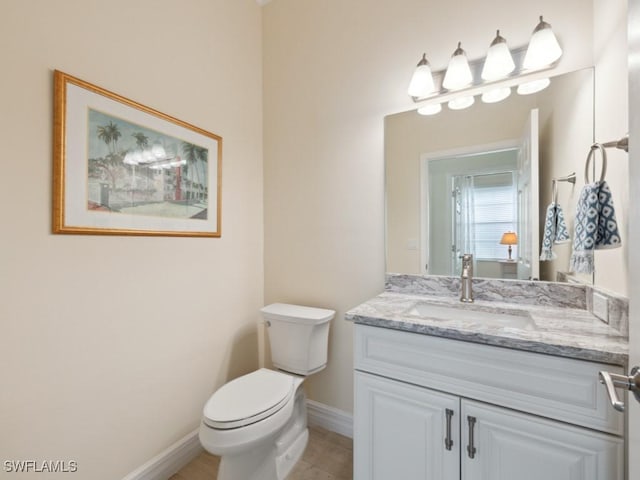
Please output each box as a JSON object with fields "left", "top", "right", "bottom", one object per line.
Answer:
{"left": 552, "top": 179, "right": 558, "bottom": 204}
{"left": 584, "top": 143, "right": 607, "bottom": 183}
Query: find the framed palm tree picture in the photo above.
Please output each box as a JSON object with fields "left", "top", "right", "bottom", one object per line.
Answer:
{"left": 52, "top": 70, "right": 222, "bottom": 237}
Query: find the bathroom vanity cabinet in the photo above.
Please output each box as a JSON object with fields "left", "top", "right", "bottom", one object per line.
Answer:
{"left": 353, "top": 324, "right": 625, "bottom": 480}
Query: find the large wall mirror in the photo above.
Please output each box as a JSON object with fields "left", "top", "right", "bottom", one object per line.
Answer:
{"left": 386, "top": 68, "right": 597, "bottom": 283}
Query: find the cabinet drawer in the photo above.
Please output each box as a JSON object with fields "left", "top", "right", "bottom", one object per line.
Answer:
{"left": 354, "top": 324, "right": 624, "bottom": 435}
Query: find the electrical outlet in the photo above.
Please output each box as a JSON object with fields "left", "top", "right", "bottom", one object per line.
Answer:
{"left": 592, "top": 292, "right": 609, "bottom": 323}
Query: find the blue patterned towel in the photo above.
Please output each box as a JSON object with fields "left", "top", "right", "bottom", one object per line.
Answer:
{"left": 540, "top": 203, "right": 570, "bottom": 261}
{"left": 569, "top": 181, "right": 621, "bottom": 274}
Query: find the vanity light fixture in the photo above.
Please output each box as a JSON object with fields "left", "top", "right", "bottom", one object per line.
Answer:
{"left": 442, "top": 42, "right": 473, "bottom": 90}
{"left": 408, "top": 16, "right": 562, "bottom": 115}
{"left": 408, "top": 53, "right": 436, "bottom": 98}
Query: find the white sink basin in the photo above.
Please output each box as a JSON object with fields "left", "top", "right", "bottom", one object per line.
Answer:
{"left": 407, "top": 302, "right": 536, "bottom": 330}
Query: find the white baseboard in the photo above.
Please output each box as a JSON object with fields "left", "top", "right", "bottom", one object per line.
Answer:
{"left": 121, "top": 429, "right": 202, "bottom": 480}
{"left": 306, "top": 400, "right": 353, "bottom": 438}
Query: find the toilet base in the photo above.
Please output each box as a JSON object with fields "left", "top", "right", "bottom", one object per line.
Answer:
{"left": 216, "top": 427, "right": 308, "bottom": 480}
{"left": 213, "top": 387, "right": 309, "bottom": 480}
{"left": 275, "top": 428, "right": 308, "bottom": 479}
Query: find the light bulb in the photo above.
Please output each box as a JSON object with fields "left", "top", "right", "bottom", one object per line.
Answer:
{"left": 443, "top": 42, "right": 473, "bottom": 90}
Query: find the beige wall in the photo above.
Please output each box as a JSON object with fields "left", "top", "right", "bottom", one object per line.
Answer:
{"left": 592, "top": 0, "right": 629, "bottom": 295}
{"left": 263, "top": 0, "right": 595, "bottom": 414}
{"left": 536, "top": 69, "right": 595, "bottom": 284}
{"left": 0, "top": 1, "right": 263, "bottom": 479}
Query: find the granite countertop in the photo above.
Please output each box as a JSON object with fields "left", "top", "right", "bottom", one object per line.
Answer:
{"left": 346, "top": 291, "right": 629, "bottom": 366}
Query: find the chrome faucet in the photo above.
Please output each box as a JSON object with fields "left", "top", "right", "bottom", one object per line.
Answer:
{"left": 460, "top": 254, "right": 474, "bottom": 303}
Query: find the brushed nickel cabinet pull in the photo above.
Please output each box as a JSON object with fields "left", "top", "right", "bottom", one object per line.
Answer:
{"left": 467, "top": 415, "right": 477, "bottom": 459}
{"left": 444, "top": 408, "right": 454, "bottom": 451}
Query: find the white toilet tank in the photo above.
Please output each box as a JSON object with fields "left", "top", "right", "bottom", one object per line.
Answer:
{"left": 261, "top": 303, "right": 335, "bottom": 376}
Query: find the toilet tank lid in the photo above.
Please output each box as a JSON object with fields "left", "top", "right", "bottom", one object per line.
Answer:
{"left": 261, "top": 303, "right": 335, "bottom": 324}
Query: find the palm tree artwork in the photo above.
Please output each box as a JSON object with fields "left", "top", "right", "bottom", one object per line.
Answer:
{"left": 132, "top": 132, "right": 149, "bottom": 149}
{"left": 181, "top": 142, "right": 208, "bottom": 202}
{"left": 92, "top": 121, "right": 124, "bottom": 190}
{"left": 96, "top": 121, "right": 122, "bottom": 155}
{"left": 87, "top": 109, "right": 211, "bottom": 220}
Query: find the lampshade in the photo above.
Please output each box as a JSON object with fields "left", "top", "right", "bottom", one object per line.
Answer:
{"left": 499, "top": 231, "right": 518, "bottom": 245}
{"left": 408, "top": 54, "right": 436, "bottom": 98}
{"left": 481, "top": 30, "right": 515, "bottom": 81}
{"left": 448, "top": 95, "right": 475, "bottom": 110}
{"left": 517, "top": 78, "right": 551, "bottom": 95}
{"left": 443, "top": 42, "right": 473, "bottom": 90}
{"left": 523, "top": 16, "right": 563, "bottom": 70}
{"left": 417, "top": 103, "right": 442, "bottom": 116}
{"left": 481, "top": 86, "right": 511, "bottom": 103}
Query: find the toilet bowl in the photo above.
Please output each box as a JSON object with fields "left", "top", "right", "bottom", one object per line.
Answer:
{"left": 199, "top": 303, "right": 335, "bottom": 480}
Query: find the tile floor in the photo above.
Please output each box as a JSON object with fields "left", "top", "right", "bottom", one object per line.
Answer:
{"left": 170, "top": 426, "right": 353, "bottom": 480}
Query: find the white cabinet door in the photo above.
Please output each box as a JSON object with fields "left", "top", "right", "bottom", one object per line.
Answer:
{"left": 354, "top": 371, "right": 459, "bottom": 480}
{"left": 461, "top": 400, "right": 624, "bottom": 480}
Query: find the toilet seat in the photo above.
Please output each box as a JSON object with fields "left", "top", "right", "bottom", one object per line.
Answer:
{"left": 203, "top": 369, "right": 294, "bottom": 430}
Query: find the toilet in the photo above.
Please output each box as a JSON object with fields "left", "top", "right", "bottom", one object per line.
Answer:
{"left": 199, "top": 303, "right": 335, "bottom": 480}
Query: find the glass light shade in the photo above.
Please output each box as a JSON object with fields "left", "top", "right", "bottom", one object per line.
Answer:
{"left": 408, "top": 54, "right": 436, "bottom": 98}
{"left": 500, "top": 231, "right": 518, "bottom": 245}
{"left": 517, "top": 78, "right": 551, "bottom": 95}
{"left": 481, "top": 86, "right": 511, "bottom": 103}
{"left": 443, "top": 42, "right": 473, "bottom": 90}
{"left": 448, "top": 95, "right": 475, "bottom": 110}
{"left": 417, "top": 103, "right": 442, "bottom": 116}
{"left": 481, "top": 31, "right": 515, "bottom": 81}
{"left": 523, "top": 16, "right": 563, "bottom": 70}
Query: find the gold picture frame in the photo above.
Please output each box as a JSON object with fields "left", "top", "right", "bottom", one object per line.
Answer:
{"left": 53, "top": 70, "right": 222, "bottom": 237}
